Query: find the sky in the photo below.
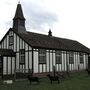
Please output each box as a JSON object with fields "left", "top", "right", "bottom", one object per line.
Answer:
{"left": 0, "top": 0, "right": 90, "bottom": 48}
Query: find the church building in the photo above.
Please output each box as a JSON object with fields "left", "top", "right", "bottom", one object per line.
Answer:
{"left": 0, "top": 3, "right": 90, "bottom": 79}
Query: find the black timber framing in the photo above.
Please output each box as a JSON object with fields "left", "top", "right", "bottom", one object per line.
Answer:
{"left": 61, "top": 51, "right": 62, "bottom": 71}
{"left": 38, "top": 49, "right": 46, "bottom": 73}
{"left": 0, "top": 28, "right": 89, "bottom": 75}
{"left": 32, "top": 48, "right": 34, "bottom": 73}
{"left": 52, "top": 50, "right": 53, "bottom": 72}
{"left": 28, "top": 45, "right": 29, "bottom": 71}
{"left": 88, "top": 55, "right": 90, "bottom": 70}
{"left": 3, "top": 42, "right": 4, "bottom": 48}
{"left": 42, "top": 64, "right": 43, "bottom": 73}
{"left": 16, "top": 34, "right": 17, "bottom": 52}
{"left": 38, "top": 51, "right": 40, "bottom": 73}
{"left": 0, "top": 55, "right": 15, "bottom": 79}
{"left": 74, "top": 52, "right": 76, "bottom": 70}
{"left": 72, "top": 52, "right": 74, "bottom": 71}
{"left": 0, "top": 56, "right": 3, "bottom": 78}
{"left": 12, "top": 31, "right": 14, "bottom": 50}
{"left": 6, "top": 57, "right": 8, "bottom": 75}
{"left": 5, "top": 36, "right": 7, "bottom": 48}
{"left": 15, "top": 55, "right": 16, "bottom": 79}
{"left": 46, "top": 50, "right": 47, "bottom": 72}
{"left": 1, "top": 56, "right": 3, "bottom": 77}
{"left": 24, "top": 39, "right": 25, "bottom": 73}
{"left": 33, "top": 48, "right": 88, "bottom": 73}
{"left": 68, "top": 52, "right": 71, "bottom": 71}
{"left": 77, "top": 52, "right": 79, "bottom": 71}
{"left": 45, "top": 51, "right": 47, "bottom": 72}
{"left": 49, "top": 50, "right": 50, "bottom": 72}
{"left": 65, "top": 51, "right": 67, "bottom": 71}
{"left": 0, "top": 28, "right": 90, "bottom": 54}
{"left": 85, "top": 54, "right": 88, "bottom": 69}
{"left": 11, "top": 57, "right": 12, "bottom": 74}
{"left": 19, "top": 37, "right": 20, "bottom": 72}
{"left": 76, "top": 52, "right": 78, "bottom": 70}
{"left": 21, "top": 39, "right": 23, "bottom": 72}
{"left": 2, "top": 29, "right": 89, "bottom": 73}
{"left": 66, "top": 51, "right": 69, "bottom": 72}
{"left": 62, "top": 51, "right": 64, "bottom": 71}
{"left": 82, "top": 54, "right": 84, "bottom": 68}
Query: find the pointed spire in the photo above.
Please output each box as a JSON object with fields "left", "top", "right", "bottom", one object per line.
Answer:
{"left": 13, "top": 3, "right": 26, "bottom": 32}
{"left": 13, "top": 3, "right": 25, "bottom": 20}
{"left": 48, "top": 29, "right": 52, "bottom": 36}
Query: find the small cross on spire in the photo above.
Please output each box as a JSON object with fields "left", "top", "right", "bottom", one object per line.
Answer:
{"left": 18, "top": 0, "right": 20, "bottom": 4}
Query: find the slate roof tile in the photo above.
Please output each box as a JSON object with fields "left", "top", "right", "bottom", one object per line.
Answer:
{"left": 13, "top": 29, "right": 90, "bottom": 54}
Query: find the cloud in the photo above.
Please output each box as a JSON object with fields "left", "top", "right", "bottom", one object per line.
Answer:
{"left": 23, "top": 2, "right": 58, "bottom": 31}
{"left": 0, "top": 0, "right": 58, "bottom": 33}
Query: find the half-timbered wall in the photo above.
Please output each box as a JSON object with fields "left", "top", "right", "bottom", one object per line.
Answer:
{"left": 33, "top": 49, "right": 88, "bottom": 73}
{"left": 0, "top": 31, "right": 33, "bottom": 74}
{"left": 3, "top": 56, "right": 15, "bottom": 75}
{"left": 0, "top": 30, "right": 89, "bottom": 75}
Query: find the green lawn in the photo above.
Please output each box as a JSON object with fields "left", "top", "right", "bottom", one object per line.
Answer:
{"left": 0, "top": 71, "right": 90, "bottom": 90}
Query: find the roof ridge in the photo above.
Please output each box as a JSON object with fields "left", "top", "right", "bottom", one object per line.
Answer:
{"left": 27, "top": 31, "right": 76, "bottom": 42}
{"left": 10, "top": 28, "right": 90, "bottom": 54}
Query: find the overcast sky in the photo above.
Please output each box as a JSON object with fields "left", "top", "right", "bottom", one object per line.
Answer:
{"left": 0, "top": 0, "right": 90, "bottom": 48}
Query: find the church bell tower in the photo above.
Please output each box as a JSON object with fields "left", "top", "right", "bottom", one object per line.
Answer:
{"left": 13, "top": 3, "right": 26, "bottom": 32}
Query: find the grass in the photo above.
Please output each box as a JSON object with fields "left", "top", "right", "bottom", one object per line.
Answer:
{"left": 0, "top": 71, "right": 90, "bottom": 90}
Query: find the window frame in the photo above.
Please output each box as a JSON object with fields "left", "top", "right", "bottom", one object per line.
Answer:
{"left": 9, "top": 35, "right": 14, "bottom": 46}
{"left": 69, "top": 52, "right": 74, "bottom": 64}
{"left": 79, "top": 53, "right": 84, "bottom": 64}
{"left": 19, "top": 49, "right": 25, "bottom": 64}
{"left": 38, "top": 49, "right": 46, "bottom": 64}
{"left": 55, "top": 50, "right": 62, "bottom": 64}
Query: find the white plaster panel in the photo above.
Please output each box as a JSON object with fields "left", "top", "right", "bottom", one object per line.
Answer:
{"left": 3, "top": 57, "right": 7, "bottom": 75}
{"left": 16, "top": 53, "right": 19, "bottom": 70}
{"left": 29, "top": 51, "right": 32, "bottom": 69}
{"left": 17, "top": 36, "right": 19, "bottom": 52}
{"left": 14, "top": 33, "right": 16, "bottom": 52}
{"left": 34, "top": 51, "right": 38, "bottom": 73}
{"left": 46, "top": 52, "right": 49, "bottom": 72}
{"left": 50, "top": 52, "right": 52, "bottom": 72}
{"left": 25, "top": 52, "right": 28, "bottom": 70}
{"left": 8, "top": 57, "right": 11, "bottom": 74}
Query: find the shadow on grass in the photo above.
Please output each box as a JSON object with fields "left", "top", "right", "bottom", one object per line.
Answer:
{"left": 0, "top": 71, "right": 90, "bottom": 90}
